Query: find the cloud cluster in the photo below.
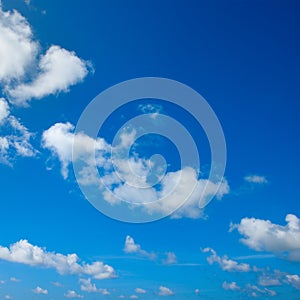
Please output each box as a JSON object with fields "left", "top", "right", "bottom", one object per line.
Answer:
{"left": 230, "top": 214, "right": 300, "bottom": 261}
{"left": 0, "top": 239, "right": 115, "bottom": 280}
{"left": 43, "top": 122, "right": 229, "bottom": 219}
{"left": 158, "top": 286, "right": 174, "bottom": 296}
{"left": 32, "top": 286, "right": 48, "bottom": 295}
{"left": 244, "top": 175, "right": 268, "bottom": 184}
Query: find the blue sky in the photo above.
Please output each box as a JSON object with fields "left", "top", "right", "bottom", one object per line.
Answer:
{"left": 0, "top": 0, "right": 299, "bottom": 299}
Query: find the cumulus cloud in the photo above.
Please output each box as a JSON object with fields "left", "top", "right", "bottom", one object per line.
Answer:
{"left": 202, "top": 248, "right": 251, "bottom": 272}
{"left": 258, "top": 274, "right": 282, "bottom": 287}
{"left": 32, "top": 286, "right": 48, "bottom": 295}
{"left": 123, "top": 236, "right": 156, "bottom": 260}
{"left": 8, "top": 46, "right": 90, "bottom": 105}
{"left": 244, "top": 175, "right": 268, "bottom": 184}
{"left": 64, "top": 290, "right": 83, "bottom": 299}
{"left": 79, "top": 278, "right": 110, "bottom": 294}
{"left": 43, "top": 122, "right": 229, "bottom": 219}
{"left": 0, "top": 6, "right": 90, "bottom": 106}
{"left": 0, "top": 7, "right": 38, "bottom": 83}
{"left": 222, "top": 281, "right": 240, "bottom": 291}
{"left": 135, "top": 288, "right": 146, "bottom": 294}
{"left": 0, "top": 239, "right": 115, "bottom": 280}
{"left": 245, "top": 284, "right": 276, "bottom": 297}
{"left": 0, "top": 98, "right": 36, "bottom": 164}
{"left": 158, "top": 286, "right": 174, "bottom": 296}
{"left": 286, "top": 274, "right": 300, "bottom": 290}
{"left": 230, "top": 214, "right": 300, "bottom": 261}
{"left": 162, "top": 252, "right": 177, "bottom": 265}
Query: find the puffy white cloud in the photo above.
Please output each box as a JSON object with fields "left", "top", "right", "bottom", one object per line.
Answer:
{"left": 0, "top": 6, "right": 90, "bottom": 106}
{"left": 43, "top": 122, "right": 229, "bottom": 219}
{"left": 244, "top": 175, "right": 268, "bottom": 184}
{"left": 4, "top": 295, "right": 12, "bottom": 299}
{"left": 203, "top": 248, "right": 251, "bottom": 272}
{"left": 79, "top": 278, "right": 110, "bottom": 294}
{"left": 230, "top": 214, "right": 300, "bottom": 261}
{"left": 134, "top": 288, "right": 146, "bottom": 294}
{"left": 158, "top": 286, "right": 174, "bottom": 296}
{"left": 245, "top": 284, "right": 276, "bottom": 297}
{"left": 9, "top": 46, "right": 90, "bottom": 105}
{"left": 32, "top": 286, "right": 48, "bottom": 295}
{"left": 162, "top": 252, "right": 177, "bottom": 265}
{"left": 0, "top": 239, "right": 115, "bottom": 280}
{"left": 222, "top": 281, "right": 240, "bottom": 291}
{"left": 0, "top": 99, "right": 36, "bottom": 164}
{"left": 129, "top": 295, "right": 138, "bottom": 299}
{"left": 286, "top": 274, "right": 300, "bottom": 289}
{"left": 123, "top": 235, "right": 156, "bottom": 260}
{"left": 0, "top": 98, "right": 9, "bottom": 123}
{"left": 10, "top": 277, "right": 20, "bottom": 282}
{"left": 0, "top": 7, "right": 38, "bottom": 83}
{"left": 258, "top": 274, "right": 282, "bottom": 287}
{"left": 64, "top": 290, "right": 83, "bottom": 299}
{"left": 42, "top": 122, "right": 108, "bottom": 179}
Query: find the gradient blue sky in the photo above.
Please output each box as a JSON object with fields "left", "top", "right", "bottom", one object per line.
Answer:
{"left": 0, "top": 0, "right": 299, "bottom": 299}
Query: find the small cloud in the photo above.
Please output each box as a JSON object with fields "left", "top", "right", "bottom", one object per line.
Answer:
{"left": 158, "top": 286, "right": 174, "bottom": 296}
{"left": 244, "top": 175, "right": 268, "bottom": 184}
{"left": 202, "top": 247, "right": 251, "bottom": 272}
{"left": 32, "top": 286, "right": 48, "bottom": 295}
{"left": 162, "top": 252, "right": 177, "bottom": 265}
{"left": 123, "top": 235, "right": 156, "bottom": 260}
{"left": 222, "top": 281, "right": 241, "bottom": 291}
{"left": 286, "top": 274, "right": 300, "bottom": 290}
{"left": 64, "top": 290, "right": 83, "bottom": 299}
{"left": 4, "top": 295, "right": 12, "bottom": 299}
{"left": 194, "top": 289, "right": 200, "bottom": 294}
{"left": 51, "top": 281, "right": 63, "bottom": 287}
{"left": 134, "top": 288, "right": 146, "bottom": 294}
{"left": 10, "top": 277, "right": 20, "bottom": 282}
{"left": 129, "top": 295, "right": 138, "bottom": 299}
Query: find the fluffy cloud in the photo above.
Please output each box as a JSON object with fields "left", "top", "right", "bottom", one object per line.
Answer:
{"left": 244, "top": 175, "right": 268, "bottom": 184}
{"left": 134, "top": 288, "right": 146, "bottom": 294}
{"left": 222, "top": 281, "right": 240, "bottom": 291}
{"left": 64, "top": 290, "right": 83, "bottom": 299}
{"left": 286, "top": 274, "right": 300, "bottom": 289}
{"left": 0, "top": 239, "right": 115, "bottom": 280}
{"left": 203, "top": 248, "right": 251, "bottom": 272}
{"left": 9, "top": 46, "right": 89, "bottom": 105}
{"left": 230, "top": 214, "right": 300, "bottom": 261}
{"left": 0, "top": 7, "right": 38, "bottom": 83}
{"left": 0, "top": 6, "right": 90, "bottom": 106}
{"left": 0, "top": 99, "right": 36, "bottom": 164}
{"left": 32, "top": 286, "right": 48, "bottom": 295}
{"left": 162, "top": 252, "right": 177, "bottom": 265}
{"left": 158, "top": 286, "right": 174, "bottom": 296}
{"left": 246, "top": 284, "right": 276, "bottom": 297}
{"left": 43, "top": 122, "right": 229, "bottom": 219}
{"left": 79, "top": 278, "right": 110, "bottom": 294}
{"left": 123, "top": 236, "right": 156, "bottom": 260}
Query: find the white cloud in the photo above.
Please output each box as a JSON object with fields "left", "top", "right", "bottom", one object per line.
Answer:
{"left": 286, "top": 274, "right": 300, "bottom": 289}
{"left": 0, "top": 98, "right": 9, "bottom": 123}
{"left": 222, "top": 281, "right": 240, "bottom": 291}
{"left": 10, "top": 277, "right": 20, "bottom": 282}
{"left": 4, "top": 295, "right": 12, "bottom": 300}
{"left": 258, "top": 274, "right": 281, "bottom": 287}
{"left": 230, "top": 214, "right": 300, "bottom": 261}
{"left": 64, "top": 290, "right": 83, "bottom": 299}
{"left": 158, "top": 286, "right": 174, "bottom": 296}
{"left": 129, "top": 295, "right": 138, "bottom": 299}
{"left": 9, "top": 45, "right": 90, "bottom": 105}
{"left": 246, "top": 284, "right": 276, "bottom": 297}
{"left": 32, "top": 286, "right": 48, "bottom": 295}
{"left": 244, "top": 175, "right": 268, "bottom": 184}
{"left": 42, "top": 122, "right": 108, "bottom": 179}
{"left": 123, "top": 235, "right": 156, "bottom": 260}
{"left": 0, "top": 7, "right": 38, "bottom": 83}
{"left": 0, "top": 239, "right": 115, "bottom": 280}
{"left": 79, "top": 278, "right": 110, "bottom": 294}
{"left": 0, "top": 99, "right": 36, "bottom": 164}
{"left": 43, "top": 122, "right": 229, "bottom": 219}
{"left": 162, "top": 252, "right": 177, "bottom": 265}
{"left": 202, "top": 248, "right": 251, "bottom": 272}
{"left": 0, "top": 6, "right": 90, "bottom": 106}
{"left": 134, "top": 288, "right": 146, "bottom": 294}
